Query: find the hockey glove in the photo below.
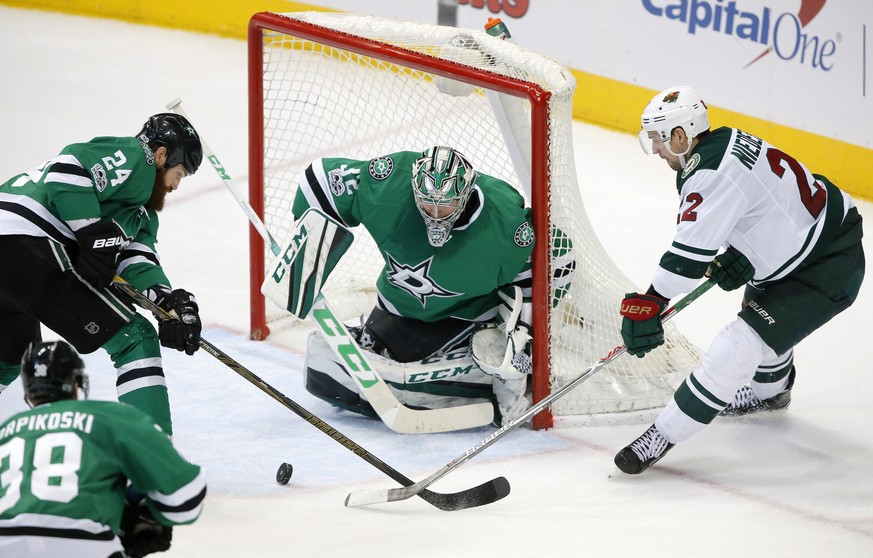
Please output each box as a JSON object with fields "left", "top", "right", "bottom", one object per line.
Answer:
{"left": 74, "top": 221, "right": 127, "bottom": 288}
{"left": 472, "top": 323, "right": 532, "bottom": 382}
{"left": 472, "top": 286, "right": 532, "bottom": 382}
{"left": 620, "top": 292, "right": 668, "bottom": 358}
{"left": 707, "top": 247, "right": 755, "bottom": 291}
{"left": 120, "top": 501, "right": 172, "bottom": 558}
{"left": 155, "top": 289, "right": 201, "bottom": 355}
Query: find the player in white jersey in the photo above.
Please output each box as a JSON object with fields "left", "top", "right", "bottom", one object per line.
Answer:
{"left": 614, "top": 86, "right": 865, "bottom": 474}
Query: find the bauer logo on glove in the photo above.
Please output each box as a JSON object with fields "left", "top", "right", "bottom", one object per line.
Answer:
{"left": 620, "top": 298, "right": 663, "bottom": 320}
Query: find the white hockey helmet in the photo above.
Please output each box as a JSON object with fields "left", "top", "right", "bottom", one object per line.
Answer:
{"left": 639, "top": 86, "right": 710, "bottom": 156}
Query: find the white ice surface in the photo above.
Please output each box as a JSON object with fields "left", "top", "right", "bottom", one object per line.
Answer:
{"left": 1, "top": 7, "right": 871, "bottom": 557}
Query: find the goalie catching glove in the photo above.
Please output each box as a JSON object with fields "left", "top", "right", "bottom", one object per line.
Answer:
{"left": 471, "top": 287, "right": 531, "bottom": 382}
{"left": 471, "top": 287, "right": 532, "bottom": 425}
{"left": 150, "top": 288, "right": 202, "bottom": 355}
{"left": 471, "top": 323, "right": 531, "bottom": 382}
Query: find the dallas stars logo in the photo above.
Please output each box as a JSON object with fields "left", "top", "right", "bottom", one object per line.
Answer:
{"left": 368, "top": 156, "right": 394, "bottom": 180}
{"left": 386, "top": 254, "right": 460, "bottom": 307}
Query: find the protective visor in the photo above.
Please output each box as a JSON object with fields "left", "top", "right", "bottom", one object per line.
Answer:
{"left": 638, "top": 130, "right": 664, "bottom": 155}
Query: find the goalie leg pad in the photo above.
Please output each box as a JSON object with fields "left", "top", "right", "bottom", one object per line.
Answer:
{"left": 304, "top": 331, "right": 494, "bottom": 414}
{"left": 303, "top": 331, "right": 378, "bottom": 418}
{"left": 491, "top": 376, "right": 530, "bottom": 426}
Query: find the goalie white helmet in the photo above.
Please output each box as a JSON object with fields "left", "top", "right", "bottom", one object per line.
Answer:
{"left": 412, "top": 146, "right": 477, "bottom": 247}
{"left": 638, "top": 86, "right": 710, "bottom": 159}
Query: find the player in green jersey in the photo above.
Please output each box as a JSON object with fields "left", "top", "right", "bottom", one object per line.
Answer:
{"left": 0, "top": 340, "right": 206, "bottom": 558}
{"left": 293, "top": 146, "right": 574, "bottom": 425}
{"left": 614, "top": 86, "right": 865, "bottom": 474}
{"left": 0, "top": 113, "right": 204, "bottom": 436}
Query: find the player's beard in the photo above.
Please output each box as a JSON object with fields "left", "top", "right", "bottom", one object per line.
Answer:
{"left": 146, "top": 169, "right": 170, "bottom": 211}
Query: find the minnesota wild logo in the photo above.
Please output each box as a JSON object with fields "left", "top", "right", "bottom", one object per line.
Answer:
{"left": 662, "top": 91, "right": 680, "bottom": 103}
{"left": 681, "top": 153, "right": 701, "bottom": 179}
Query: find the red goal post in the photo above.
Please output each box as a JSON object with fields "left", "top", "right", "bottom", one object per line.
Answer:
{"left": 247, "top": 11, "right": 700, "bottom": 429}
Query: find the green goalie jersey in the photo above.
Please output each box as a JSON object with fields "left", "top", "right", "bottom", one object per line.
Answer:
{"left": 292, "top": 151, "right": 574, "bottom": 323}
{"left": 0, "top": 399, "right": 205, "bottom": 555}
{"left": 0, "top": 136, "right": 171, "bottom": 291}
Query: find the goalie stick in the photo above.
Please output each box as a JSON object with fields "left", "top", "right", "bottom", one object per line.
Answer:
{"left": 166, "top": 98, "right": 494, "bottom": 434}
{"left": 345, "top": 279, "right": 717, "bottom": 508}
{"left": 112, "top": 277, "right": 510, "bottom": 511}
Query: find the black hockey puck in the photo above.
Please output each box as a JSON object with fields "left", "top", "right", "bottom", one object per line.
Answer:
{"left": 276, "top": 462, "right": 293, "bottom": 485}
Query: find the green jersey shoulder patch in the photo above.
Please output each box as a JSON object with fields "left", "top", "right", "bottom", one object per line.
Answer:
{"left": 677, "top": 127, "right": 733, "bottom": 191}
{"left": 368, "top": 156, "right": 394, "bottom": 180}
{"left": 514, "top": 221, "right": 534, "bottom": 247}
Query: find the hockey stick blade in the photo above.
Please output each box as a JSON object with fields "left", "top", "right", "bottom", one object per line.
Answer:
{"left": 112, "top": 277, "right": 507, "bottom": 511}
{"left": 390, "top": 475, "right": 510, "bottom": 511}
{"left": 345, "top": 279, "right": 717, "bottom": 507}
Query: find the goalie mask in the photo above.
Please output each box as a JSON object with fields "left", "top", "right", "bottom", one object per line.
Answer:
{"left": 412, "top": 146, "right": 477, "bottom": 247}
{"left": 21, "top": 340, "right": 89, "bottom": 406}
{"left": 639, "top": 86, "right": 710, "bottom": 163}
{"left": 138, "top": 113, "right": 203, "bottom": 175}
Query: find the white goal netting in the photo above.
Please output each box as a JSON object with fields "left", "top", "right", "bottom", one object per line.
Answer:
{"left": 249, "top": 11, "right": 701, "bottom": 426}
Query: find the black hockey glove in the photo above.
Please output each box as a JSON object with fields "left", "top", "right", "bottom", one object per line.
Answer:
{"left": 155, "top": 289, "right": 201, "bottom": 355}
{"left": 707, "top": 247, "right": 755, "bottom": 291}
{"left": 120, "top": 501, "right": 173, "bottom": 558}
{"left": 74, "top": 221, "right": 127, "bottom": 288}
{"left": 620, "top": 292, "right": 668, "bottom": 358}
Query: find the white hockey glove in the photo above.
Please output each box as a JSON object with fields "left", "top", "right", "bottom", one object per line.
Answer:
{"left": 471, "top": 287, "right": 532, "bottom": 383}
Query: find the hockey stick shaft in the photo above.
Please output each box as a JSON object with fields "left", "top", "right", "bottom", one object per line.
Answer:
{"left": 112, "top": 277, "right": 508, "bottom": 511}
{"left": 167, "top": 98, "right": 493, "bottom": 433}
{"left": 165, "top": 97, "right": 281, "bottom": 254}
{"left": 345, "top": 279, "right": 717, "bottom": 507}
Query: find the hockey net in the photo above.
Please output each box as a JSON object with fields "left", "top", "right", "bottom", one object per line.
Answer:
{"left": 247, "top": 11, "right": 701, "bottom": 429}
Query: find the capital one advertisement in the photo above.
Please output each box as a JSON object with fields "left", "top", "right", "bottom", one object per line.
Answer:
{"left": 315, "top": 1, "right": 868, "bottom": 150}
{"left": 454, "top": 0, "right": 871, "bottom": 150}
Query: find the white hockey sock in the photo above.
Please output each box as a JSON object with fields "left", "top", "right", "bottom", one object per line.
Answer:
{"left": 656, "top": 319, "right": 765, "bottom": 443}
{"left": 751, "top": 375, "right": 792, "bottom": 400}
{"left": 750, "top": 349, "right": 794, "bottom": 400}
{"left": 655, "top": 399, "right": 705, "bottom": 443}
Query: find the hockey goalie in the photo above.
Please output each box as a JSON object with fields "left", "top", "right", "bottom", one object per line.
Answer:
{"left": 287, "top": 146, "right": 574, "bottom": 428}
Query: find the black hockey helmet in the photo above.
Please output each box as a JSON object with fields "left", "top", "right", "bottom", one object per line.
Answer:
{"left": 138, "top": 113, "right": 203, "bottom": 175}
{"left": 20, "top": 341, "right": 89, "bottom": 405}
